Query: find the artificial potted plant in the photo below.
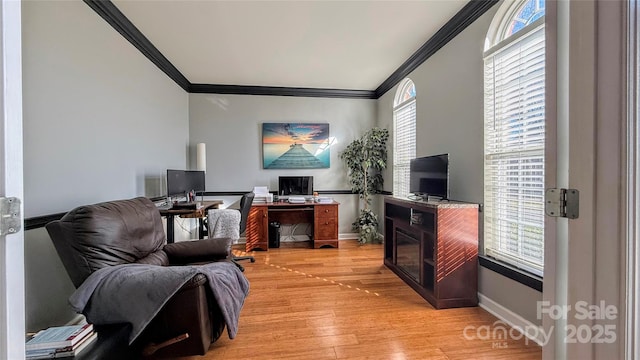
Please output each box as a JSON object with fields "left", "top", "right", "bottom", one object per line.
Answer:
{"left": 339, "top": 127, "right": 389, "bottom": 244}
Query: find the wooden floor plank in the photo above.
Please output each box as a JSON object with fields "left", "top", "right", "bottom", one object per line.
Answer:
{"left": 170, "top": 240, "right": 541, "bottom": 360}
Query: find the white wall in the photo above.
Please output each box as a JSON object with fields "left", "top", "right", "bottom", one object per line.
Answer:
{"left": 22, "top": 0, "right": 190, "bottom": 331}
{"left": 189, "top": 93, "right": 377, "bottom": 235}
{"left": 376, "top": 4, "right": 543, "bottom": 325}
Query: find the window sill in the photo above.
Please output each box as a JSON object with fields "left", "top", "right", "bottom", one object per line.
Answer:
{"left": 478, "top": 255, "right": 543, "bottom": 292}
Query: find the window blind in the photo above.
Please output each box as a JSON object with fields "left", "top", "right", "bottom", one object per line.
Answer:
{"left": 484, "top": 24, "right": 545, "bottom": 276}
{"left": 394, "top": 99, "right": 416, "bottom": 197}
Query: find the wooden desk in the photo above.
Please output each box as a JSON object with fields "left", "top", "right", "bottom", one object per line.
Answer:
{"left": 246, "top": 201, "right": 339, "bottom": 251}
{"left": 159, "top": 200, "right": 223, "bottom": 243}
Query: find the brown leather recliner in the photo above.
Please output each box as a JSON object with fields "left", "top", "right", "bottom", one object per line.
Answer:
{"left": 45, "top": 196, "right": 241, "bottom": 357}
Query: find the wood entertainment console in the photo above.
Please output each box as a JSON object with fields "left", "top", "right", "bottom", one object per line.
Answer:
{"left": 383, "top": 196, "right": 478, "bottom": 309}
{"left": 245, "top": 201, "right": 339, "bottom": 251}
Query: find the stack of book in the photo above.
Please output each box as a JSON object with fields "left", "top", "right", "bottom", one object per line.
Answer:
{"left": 26, "top": 323, "right": 97, "bottom": 359}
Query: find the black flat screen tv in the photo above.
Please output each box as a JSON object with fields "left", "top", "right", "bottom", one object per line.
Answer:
{"left": 278, "top": 176, "right": 313, "bottom": 196}
{"left": 409, "top": 154, "right": 449, "bottom": 199}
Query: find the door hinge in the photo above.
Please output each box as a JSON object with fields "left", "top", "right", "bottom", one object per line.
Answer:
{"left": 545, "top": 188, "right": 579, "bottom": 219}
{"left": 0, "top": 197, "right": 22, "bottom": 235}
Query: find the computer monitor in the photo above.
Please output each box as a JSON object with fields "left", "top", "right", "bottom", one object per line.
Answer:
{"left": 167, "top": 170, "right": 206, "bottom": 197}
{"left": 167, "top": 169, "right": 187, "bottom": 197}
{"left": 186, "top": 170, "right": 205, "bottom": 194}
{"left": 278, "top": 176, "right": 313, "bottom": 196}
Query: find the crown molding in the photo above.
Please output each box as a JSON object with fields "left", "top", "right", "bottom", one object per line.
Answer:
{"left": 375, "top": 0, "right": 500, "bottom": 98}
{"left": 83, "top": 0, "right": 191, "bottom": 92}
{"left": 85, "top": 0, "right": 498, "bottom": 99}
{"left": 190, "top": 84, "right": 377, "bottom": 99}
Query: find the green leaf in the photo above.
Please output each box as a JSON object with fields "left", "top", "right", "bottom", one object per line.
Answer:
{"left": 339, "top": 127, "right": 389, "bottom": 243}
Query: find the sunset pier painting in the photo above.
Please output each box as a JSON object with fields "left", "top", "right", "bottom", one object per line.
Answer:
{"left": 262, "top": 123, "right": 330, "bottom": 169}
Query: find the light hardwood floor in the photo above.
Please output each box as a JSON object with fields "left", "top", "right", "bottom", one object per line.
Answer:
{"left": 182, "top": 240, "right": 541, "bottom": 360}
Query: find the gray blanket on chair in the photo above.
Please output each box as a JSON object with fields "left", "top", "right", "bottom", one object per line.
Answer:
{"left": 68, "top": 261, "right": 250, "bottom": 344}
{"left": 208, "top": 209, "right": 241, "bottom": 240}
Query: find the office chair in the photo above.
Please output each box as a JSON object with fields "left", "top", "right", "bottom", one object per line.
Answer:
{"left": 208, "top": 192, "right": 255, "bottom": 271}
{"left": 233, "top": 192, "right": 256, "bottom": 268}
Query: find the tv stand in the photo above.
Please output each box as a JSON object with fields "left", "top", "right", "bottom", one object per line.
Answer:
{"left": 384, "top": 196, "right": 478, "bottom": 309}
{"left": 409, "top": 194, "right": 444, "bottom": 202}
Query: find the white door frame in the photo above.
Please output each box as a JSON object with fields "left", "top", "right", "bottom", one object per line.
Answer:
{"left": 0, "top": 0, "right": 25, "bottom": 359}
{"left": 544, "top": 0, "right": 627, "bottom": 359}
{"left": 541, "top": 0, "right": 561, "bottom": 357}
{"left": 625, "top": 1, "right": 640, "bottom": 358}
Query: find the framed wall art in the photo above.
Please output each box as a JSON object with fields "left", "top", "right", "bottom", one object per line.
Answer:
{"left": 262, "top": 123, "right": 330, "bottom": 169}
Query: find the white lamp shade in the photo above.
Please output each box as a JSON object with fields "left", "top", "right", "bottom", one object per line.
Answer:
{"left": 196, "top": 143, "right": 206, "bottom": 172}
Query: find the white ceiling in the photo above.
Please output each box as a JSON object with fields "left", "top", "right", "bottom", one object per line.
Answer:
{"left": 112, "top": 0, "right": 468, "bottom": 91}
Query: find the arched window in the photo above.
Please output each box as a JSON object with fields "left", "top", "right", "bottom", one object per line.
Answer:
{"left": 483, "top": 0, "right": 545, "bottom": 276}
{"left": 393, "top": 78, "right": 416, "bottom": 197}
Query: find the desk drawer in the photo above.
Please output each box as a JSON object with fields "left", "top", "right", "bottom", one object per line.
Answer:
{"left": 315, "top": 218, "right": 337, "bottom": 240}
{"left": 316, "top": 205, "right": 338, "bottom": 219}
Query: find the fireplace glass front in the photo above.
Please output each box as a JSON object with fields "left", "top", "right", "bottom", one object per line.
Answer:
{"left": 396, "top": 228, "right": 420, "bottom": 281}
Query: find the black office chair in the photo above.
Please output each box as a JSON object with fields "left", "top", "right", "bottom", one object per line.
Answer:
{"left": 232, "top": 192, "right": 256, "bottom": 269}
{"left": 207, "top": 192, "right": 255, "bottom": 272}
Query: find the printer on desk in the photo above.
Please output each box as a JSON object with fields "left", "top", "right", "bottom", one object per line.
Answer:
{"left": 253, "top": 186, "right": 273, "bottom": 203}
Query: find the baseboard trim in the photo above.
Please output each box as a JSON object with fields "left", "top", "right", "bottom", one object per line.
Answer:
{"left": 339, "top": 233, "right": 358, "bottom": 240}
{"left": 478, "top": 293, "right": 544, "bottom": 346}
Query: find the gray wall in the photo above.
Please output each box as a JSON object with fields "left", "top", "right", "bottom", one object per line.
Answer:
{"left": 376, "top": 5, "right": 543, "bottom": 325}
{"left": 189, "top": 93, "right": 377, "bottom": 235}
{"left": 22, "top": 1, "right": 190, "bottom": 331}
